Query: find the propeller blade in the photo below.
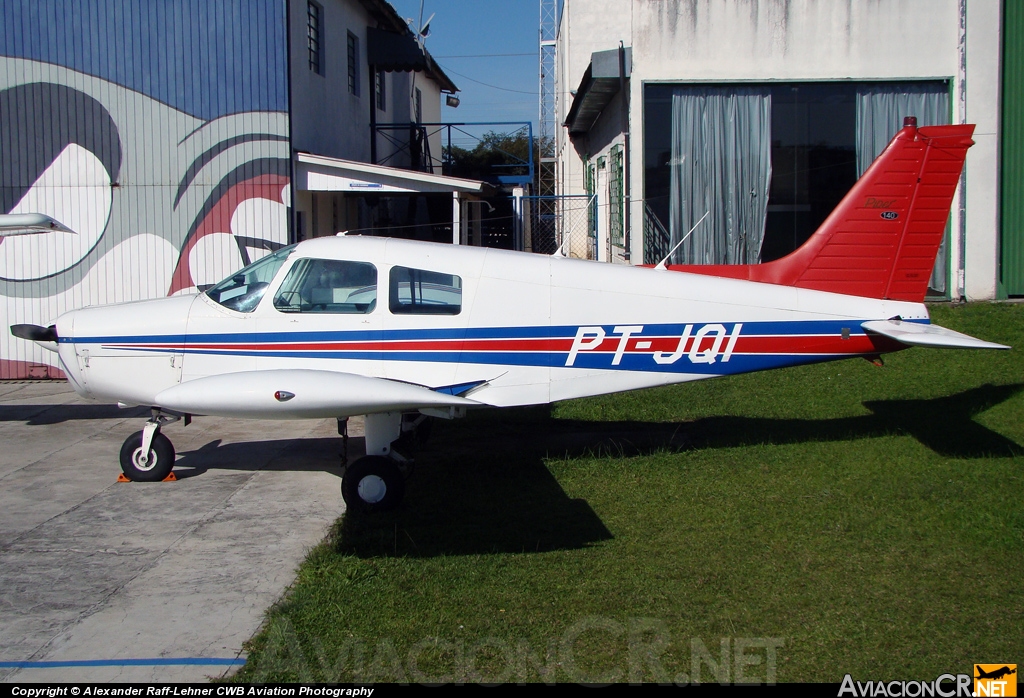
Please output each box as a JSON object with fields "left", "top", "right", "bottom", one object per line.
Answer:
{"left": 10, "top": 324, "right": 58, "bottom": 343}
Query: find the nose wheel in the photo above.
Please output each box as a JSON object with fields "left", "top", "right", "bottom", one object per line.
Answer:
{"left": 119, "top": 410, "right": 179, "bottom": 482}
{"left": 119, "top": 429, "right": 176, "bottom": 482}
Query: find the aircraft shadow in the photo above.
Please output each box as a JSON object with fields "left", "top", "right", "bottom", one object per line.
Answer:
{"left": 683, "top": 383, "right": 1024, "bottom": 458}
{"left": 170, "top": 437, "right": 345, "bottom": 479}
{"left": 0, "top": 403, "right": 149, "bottom": 424}
{"left": 8, "top": 384, "right": 1014, "bottom": 557}
{"left": 333, "top": 383, "right": 1022, "bottom": 558}
{"left": 335, "top": 405, "right": 618, "bottom": 558}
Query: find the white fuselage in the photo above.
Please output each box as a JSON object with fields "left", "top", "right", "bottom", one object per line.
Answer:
{"left": 54, "top": 236, "right": 926, "bottom": 416}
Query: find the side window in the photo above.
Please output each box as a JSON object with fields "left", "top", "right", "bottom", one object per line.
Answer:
{"left": 389, "top": 266, "right": 462, "bottom": 315}
{"left": 274, "top": 259, "right": 377, "bottom": 314}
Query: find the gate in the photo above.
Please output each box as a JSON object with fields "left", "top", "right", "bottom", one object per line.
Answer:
{"left": 522, "top": 194, "right": 597, "bottom": 259}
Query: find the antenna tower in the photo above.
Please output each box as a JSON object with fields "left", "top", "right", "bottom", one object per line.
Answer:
{"left": 538, "top": 0, "right": 558, "bottom": 196}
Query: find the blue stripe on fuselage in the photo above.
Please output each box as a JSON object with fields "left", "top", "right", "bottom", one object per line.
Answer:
{"left": 65, "top": 318, "right": 922, "bottom": 345}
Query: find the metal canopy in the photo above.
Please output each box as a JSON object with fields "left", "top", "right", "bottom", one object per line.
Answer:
{"left": 295, "top": 153, "right": 491, "bottom": 195}
{"left": 564, "top": 47, "right": 632, "bottom": 136}
{"left": 365, "top": 27, "right": 458, "bottom": 94}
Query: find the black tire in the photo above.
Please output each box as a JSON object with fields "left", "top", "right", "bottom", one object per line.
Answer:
{"left": 341, "top": 456, "right": 405, "bottom": 513}
{"left": 119, "top": 430, "right": 175, "bottom": 482}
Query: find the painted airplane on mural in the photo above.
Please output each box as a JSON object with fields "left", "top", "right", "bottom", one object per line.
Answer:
{"left": 7, "top": 120, "right": 1008, "bottom": 512}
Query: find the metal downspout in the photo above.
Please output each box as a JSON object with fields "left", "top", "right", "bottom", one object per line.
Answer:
{"left": 619, "top": 42, "right": 631, "bottom": 262}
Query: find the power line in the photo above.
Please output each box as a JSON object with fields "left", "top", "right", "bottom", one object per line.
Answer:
{"left": 435, "top": 52, "right": 534, "bottom": 58}
{"left": 439, "top": 64, "right": 539, "bottom": 95}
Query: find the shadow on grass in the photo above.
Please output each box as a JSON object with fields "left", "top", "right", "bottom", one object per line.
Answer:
{"left": 334, "top": 406, "right": 619, "bottom": 558}
{"left": 686, "top": 383, "right": 1024, "bottom": 458}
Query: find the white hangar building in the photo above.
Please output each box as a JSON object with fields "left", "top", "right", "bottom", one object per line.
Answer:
{"left": 553, "top": 0, "right": 1018, "bottom": 302}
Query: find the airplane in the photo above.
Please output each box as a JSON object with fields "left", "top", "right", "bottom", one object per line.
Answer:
{"left": 7, "top": 118, "right": 1009, "bottom": 513}
{"left": 975, "top": 666, "right": 1016, "bottom": 681}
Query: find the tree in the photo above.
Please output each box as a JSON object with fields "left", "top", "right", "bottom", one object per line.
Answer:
{"left": 443, "top": 130, "right": 546, "bottom": 190}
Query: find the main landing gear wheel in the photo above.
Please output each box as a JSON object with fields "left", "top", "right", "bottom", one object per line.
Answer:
{"left": 341, "top": 456, "right": 405, "bottom": 513}
{"left": 119, "top": 430, "right": 175, "bottom": 482}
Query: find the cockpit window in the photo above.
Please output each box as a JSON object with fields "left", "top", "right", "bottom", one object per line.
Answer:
{"left": 273, "top": 258, "right": 377, "bottom": 314}
{"left": 206, "top": 245, "right": 295, "bottom": 313}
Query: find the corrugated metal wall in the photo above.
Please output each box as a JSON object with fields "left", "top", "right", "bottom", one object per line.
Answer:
{"left": 1002, "top": 0, "right": 1024, "bottom": 296}
{"left": 0, "top": 0, "right": 291, "bottom": 378}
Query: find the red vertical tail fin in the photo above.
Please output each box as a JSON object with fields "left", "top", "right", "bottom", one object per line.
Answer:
{"left": 667, "top": 121, "right": 975, "bottom": 302}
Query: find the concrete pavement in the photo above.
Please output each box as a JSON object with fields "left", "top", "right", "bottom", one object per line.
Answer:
{"left": 0, "top": 381, "right": 355, "bottom": 683}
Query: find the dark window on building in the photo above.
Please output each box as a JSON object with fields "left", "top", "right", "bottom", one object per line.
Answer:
{"left": 347, "top": 31, "right": 359, "bottom": 96}
{"left": 609, "top": 144, "right": 624, "bottom": 247}
{"left": 642, "top": 80, "right": 949, "bottom": 266}
{"left": 375, "top": 68, "right": 386, "bottom": 111}
{"left": 415, "top": 88, "right": 423, "bottom": 123}
{"left": 307, "top": 1, "right": 323, "bottom": 75}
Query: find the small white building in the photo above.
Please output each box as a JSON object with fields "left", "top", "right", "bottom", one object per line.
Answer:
{"left": 555, "top": 0, "right": 1005, "bottom": 301}
{"left": 289, "top": 0, "right": 487, "bottom": 243}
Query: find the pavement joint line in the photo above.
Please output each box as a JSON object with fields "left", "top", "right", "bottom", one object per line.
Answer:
{"left": 1, "top": 386, "right": 345, "bottom": 682}
{"left": 0, "top": 658, "right": 247, "bottom": 668}
{"left": 0, "top": 413, "right": 141, "bottom": 485}
{"left": 3, "top": 461, "right": 266, "bottom": 668}
{"left": 0, "top": 445, "right": 151, "bottom": 554}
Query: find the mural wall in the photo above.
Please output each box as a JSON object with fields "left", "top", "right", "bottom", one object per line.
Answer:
{"left": 0, "top": 0, "right": 291, "bottom": 378}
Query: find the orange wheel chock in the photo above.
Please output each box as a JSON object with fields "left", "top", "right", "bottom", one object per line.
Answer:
{"left": 116, "top": 471, "right": 177, "bottom": 483}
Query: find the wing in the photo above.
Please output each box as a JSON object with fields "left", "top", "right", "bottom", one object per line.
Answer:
{"left": 862, "top": 319, "right": 1010, "bottom": 350}
{"left": 153, "top": 369, "right": 481, "bottom": 419}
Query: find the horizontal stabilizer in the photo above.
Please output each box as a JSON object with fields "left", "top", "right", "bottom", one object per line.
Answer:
{"left": 862, "top": 320, "right": 1009, "bottom": 350}
{"left": 155, "top": 369, "right": 481, "bottom": 419}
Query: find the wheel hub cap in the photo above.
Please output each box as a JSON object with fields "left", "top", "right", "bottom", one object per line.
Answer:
{"left": 132, "top": 448, "right": 156, "bottom": 471}
{"left": 357, "top": 475, "right": 387, "bottom": 504}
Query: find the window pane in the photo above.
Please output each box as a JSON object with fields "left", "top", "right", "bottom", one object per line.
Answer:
{"left": 274, "top": 259, "right": 377, "bottom": 314}
{"left": 307, "top": 1, "right": 321, "bottom": 75}
{"left": 207, "top": 245, "right": 295, "bottom": 313}
{"left": 389, "top": 266, "right": 462, "bottom": 315}
{"left": 347, "top": 33, "right": 359, "bottom": 96}
{"left": 762, "top": 83, "right": 857, "bottom": 261}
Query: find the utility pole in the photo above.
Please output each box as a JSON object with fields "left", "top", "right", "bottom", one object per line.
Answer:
{"left": 538, "top": 0, "right": 558, "bottom": 198}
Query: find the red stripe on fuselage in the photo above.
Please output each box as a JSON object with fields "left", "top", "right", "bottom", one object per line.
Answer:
{"left": 115, "top": 332, "right": 901, "bottom": 357}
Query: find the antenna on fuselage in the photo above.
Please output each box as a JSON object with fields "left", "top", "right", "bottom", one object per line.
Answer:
{"left": 654, "top": 211, "right": 708, "bottom": 271}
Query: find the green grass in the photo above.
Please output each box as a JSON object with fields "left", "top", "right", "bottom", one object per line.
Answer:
{"left": 232, "top": 303, "right": 1024, "bottom": 684}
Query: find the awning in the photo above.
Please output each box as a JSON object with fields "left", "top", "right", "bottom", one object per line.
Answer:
{"left": 366, "top": 27, "right": 458, "bottom": 94}
{"left": 564, "top": 47, "right": 632, "bottom": 136}
{"left": 295, "top": 153, "right": 491, "bottom": 196}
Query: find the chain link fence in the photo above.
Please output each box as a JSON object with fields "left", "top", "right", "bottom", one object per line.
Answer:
{"left": 522, "top": 195, "right": 597, "bottom": 259}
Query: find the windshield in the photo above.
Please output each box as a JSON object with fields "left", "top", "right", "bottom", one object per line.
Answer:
{"left": 206, "top": 245, "right": 295, "bottom": 312}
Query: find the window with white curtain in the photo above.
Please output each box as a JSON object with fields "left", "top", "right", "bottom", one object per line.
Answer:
{"left": 644, "top": 80, "right": 951, "bottom": 295}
